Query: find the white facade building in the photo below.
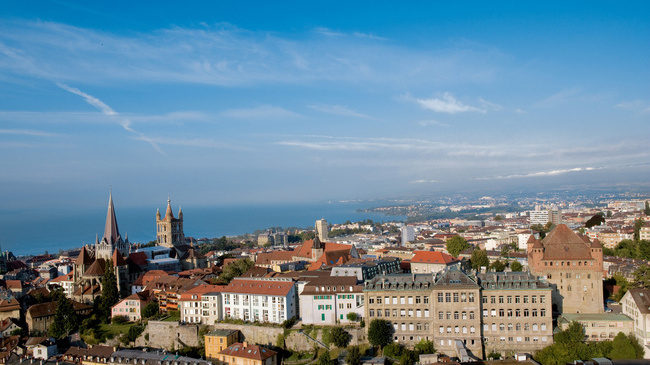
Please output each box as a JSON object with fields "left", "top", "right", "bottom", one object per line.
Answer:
{"left": 222, "top": 277, "right": 297, "bottom": 324}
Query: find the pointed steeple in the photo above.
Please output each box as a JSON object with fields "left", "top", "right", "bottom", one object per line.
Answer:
{"left": 156, "top": 208, "right": 161, "bottom": 220}
{"left": 165, "top": 198, "right": 174, "bottom": 220}
{"left": 104, "top": 190, "right": 120, "bottom": 245}
{"left": 178, "top": 206, "right": 183, "bottom": 219}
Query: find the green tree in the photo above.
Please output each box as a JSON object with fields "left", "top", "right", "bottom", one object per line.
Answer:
{"left": 142, "top": 301, "right": 159, "bottom": 318}
{"left": 218, "top": 258, "right": 254, "bottom": 284}
{"left": 555, "top": 321, "right": 584, "bottom": 345}
{"left": 645, "top": 201, "right": 650, "bottom": 216}
{"left": 98, "top": 261, "right": 119, "bottom": 323}
{"left": 494, "top": 215, "right": 504, "bottom": 221}
{"left": 490, "top": 260, "right": 506, "bottom": 272}
{"left": 633, "top": 265, "right": 650, "bottom": 288}
{"left": 49, "top": 296, "right": 78, "bottom": 339}
{"left": 368, "top": 319, "right": 393, "bottom": 350}
{"left": 510, "top": 261, "right": 523, "bottom": 272}
{"left": 470, "top": 249, "right": 489, "bottom": 271}
{"left": 585, "top": 214, "right": 606, "bottom": 228}
{"left": 609, "top": 332, "right": 636, "bottom": 360}
{"left": 124, "top": 325, "right": 145, "bottom": 344}
{"left": 634, "top": 218, "right": 645, "bottom": 242}
{"left": 330, "top": 326, "right": 351, "bottom": 348}
{"left": 414, "top": 339, "right": 435, "bottom": 355}
{"left": 346, "top": 312, "right": 358, "bottom": 322}
{"left": 400, "top": 350, "right": 417, "bottom": 365}
{"left": 446, "top": 236, "right": 470, "bottom": 257}
{"left": 614, "top": 239, "right": 639, "bottom": 259}
{"left": 346, "top": 346, "right": 362, "bottom": 365}
{"left": 639, "top": 240, "right": 650, "bottom": 260}
{"left": 318, "top": 350, "right": 336, "bottom": 365}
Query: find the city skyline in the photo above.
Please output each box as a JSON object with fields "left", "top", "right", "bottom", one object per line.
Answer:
{"left": 1, "top": 1, "right": 649, "bottom": 210}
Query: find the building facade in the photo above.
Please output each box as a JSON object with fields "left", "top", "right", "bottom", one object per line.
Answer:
{"left": 222, "top": 277, "right": 296, "bottom": 324}
{"left": 205, "top": 329, "right": 240, "bottom": 359}
{"left": 477, "top": 272, "right": 553, "bottom": 354}
{"left": 621, "top": 288, "right": 650, "bottom": 357}
{"left": 299, "top": 276, "right": 364, "bottom": 325}
{"left": 316, "top": 219, "right": 328, "bottom": 242}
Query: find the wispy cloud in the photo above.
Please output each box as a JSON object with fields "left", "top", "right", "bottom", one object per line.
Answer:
{"left": 308, "top": 104, "right": 368, "bottom": 118}
{"left": 478, "top": 97, "right": 501, "bottom": 111}
{"left": 418, "top": 120, "right": 449, "bottom": 127}
{"left": 415, "top": 93, "right": 486, "bottom": 114}
{"left": 616, "top": 100, "right": 650, "bottom": 114}
{"left": 0, "top": 129, "right": 59, "bottom": 137}
{"left": 0, "top": 20, "right": 503, "bottom": 87}
{"left": 477, "top": 166, "right": 604, "bottom": 180}
{"left": 220, "top": 105, "right": 301, "bottom": 120}
{"left": 56, "top": 83, "right": 165, "bottom": 155}
{"left": 410, "top": 179, "right": 439, "bottom": 184}
{"left": 533, "top": 87, "right": 582, "bottom": 108}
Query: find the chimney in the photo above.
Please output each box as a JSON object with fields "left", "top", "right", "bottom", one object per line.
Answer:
{"left": 243, "top": 342, "right": 248, "bottom": 348}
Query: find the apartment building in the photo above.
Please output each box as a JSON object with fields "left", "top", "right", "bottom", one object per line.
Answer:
{"left": 299, "top": 276, "right": 363, "bottom": 324}
{"left": 330, "top": 257, "right": 401, "bottom": 281}
{"left": 621, "top": 288, "right": 650, "bottom": 358}
{"left": 179, "top": 284, "right": 226, "bottom": 324}
{"left": 216, "top": 342, "right": 278, "bottom": 365}
{"left": 222, "top": 277, "right": 296, "bottom": 324}
{"left": 558, "top": 313, "right": 634, "bottom": 342}
{"left": 410, "top": 251, "right": 461, "bottom": 274}
{"left": 477, "top": 272, "right": 553, "bottom": 354}
{"left": 205, "top": 329, "right": 240, "bottom": 359}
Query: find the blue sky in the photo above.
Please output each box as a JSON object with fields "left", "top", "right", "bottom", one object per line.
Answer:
{"left": 1, "top": 1, "right": 649, "bottom": 210}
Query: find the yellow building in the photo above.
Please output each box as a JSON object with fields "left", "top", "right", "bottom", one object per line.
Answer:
{"left": 217, "top": 342, "right": 278, "bottom": 365}
{"left": 205, "top": 329, "right": 240, "bottom": 359}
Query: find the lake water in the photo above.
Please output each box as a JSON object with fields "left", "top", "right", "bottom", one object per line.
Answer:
{"left": 0, "top": 202, "right": 405, "bottom": 256}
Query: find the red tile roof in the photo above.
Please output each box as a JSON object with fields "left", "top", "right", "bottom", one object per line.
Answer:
{"left": 411, "top": 251, "right": 460, "bottom": 264}
{"left": 179, "top": 284, "right": 227, "bottom": 301}
{"left": 540, "top": 224, "right": 594, "bottom": 260}
{"left": 219, "top": 343, "right": 277, "bottom": 361}
{"left": 222, "top": 279, "right": 294, "bottom": 296}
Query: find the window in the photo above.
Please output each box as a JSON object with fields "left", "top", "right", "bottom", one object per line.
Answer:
{"left": 446, "top": 293, "right": 451, "bottom": 302}
{"left": 453, "top": 293, "right": 459, "bottom": 302}
{"left": 454, "top": 311, "right": 459, "bottom": 319}
{"left": 423, "top": 296, "right": 429, "bottom": 304}
{"left": 499, "top": 323, "right": 505, "bottom": 331}
{"left": 508, "top": 323, "right": 513, "bottom": 331}
{"left": 516, "top": 323, "right": 521, "bottom": 331}
{"left": 461, "top": 293, "right": 467, "bottom": 302}
{"left": 540, "top": 295, "right": 546, "bottom": 303}
{"left": 470, "top": 326, "right": 475, "bottom": 333}
{"left": 415, "top": 296, "right": 421, "bottom": 304}
{"left": 524, "top": 323, "right": 530, "bottom": 331}
{"left": 507, "top": 309, "right": 513, "bottom": 317}
{"left": 454, "top": 326, "right": 459, "bottom": 333}
{"left": 369, "top": 297, "right": 375, "bottom": 304}
{"left": 523, "top": 296, "right": 529, "bottom": 304}
{"left": 515, "top": 296, "right": 521, "bottom": 304}
{"left": 385, "top": 309, "right": 390, "bottom": 317}
{"left": 516, "top": 309, "right": 521, "bottom": 317}
{"left": 532, "top": 309, "right": 538, "bottom": 317}
{"left": 532, "top": 296, "right": 537, "bottom": 304}
{"left": 392, "top": 297, "right": 397, "bottom": 305}
{"left": 469, "top": 293, "right": 475, "bottom": 302}
{"left": 533, "top": 324, "right": 538, "bottom": 331}
{"left": 499, "top": 309, "right": 504, "bottom": 317}
{"left": 463, "top": 326, "right": 467, "bottom": 334}
{"left": 540, "top": 309, "right": 546, "bottom": 317}
{"left": 462, "top": 311, "right": 467, "bottom": 320}
{"left": 524, "top": 309, "right": 529, "bottom": 317}
{"left": 446, "top": 311, "right": 452, "bottom": 320}
{"left": 482, "top": 296, "right": 488, "bottom": 304}
{"left": 400, "top": 296, "right": 406, "bottom": 304}
{"left": 491, "top": 296, "right": 496, "bottom": 304}
{"left": 499, "top": 296, "right": 504, "bottom": 304}
{"left": 470, "top": 311, "right": 475, "bottom": 319}
{"left": 483, "top": 309, "right": 488, "bottom": 317}
{"left": 438, "top": 293, "right": 444, "bottom": 303}
{"left": 507, "top": 296, "right": 512, "bottom": 304}
{"left": 408, "top": 309, "right": 413, "bottom": 317}
{"left": 439, "top": 326, "right": 444, "bottom": 334}
{"left": 424, "top": 309, "right": 430, "bottom": 317}
{"left": 369, "top": 309, "right": 375, "bottom": 317}
{"left": 400, "top": 309, "right": 406, "bottom": 317}
{"left": 416, "top": 309, "right": 422, "bottom": 318}
{"left": 447, "top": 326, "right": 452, "bottom": 333}
{"left": 439, "top": 311, "right": 444, "bottom": 320}
{"left": 377, "top": 297, "right": 382, "bottom": 304}
{"left": 541, "top": 323, "right": 547, "bottom": 331}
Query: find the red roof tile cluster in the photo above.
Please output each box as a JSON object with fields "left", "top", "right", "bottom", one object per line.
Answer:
{"left": 411, "top": 251, "right": 460, "bottom": 264}
{"left": 223, "top": 279, "right": 294, "bottom": 296}
{"left": 540, "top": 224, "right": 595, "bottom": 260}
{"left": 218, "top": 343, "right": 277, "bottom": 361}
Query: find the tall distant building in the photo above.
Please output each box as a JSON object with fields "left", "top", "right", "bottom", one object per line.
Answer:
{"left": 156, "top": 198, "right": 185, "bottom": 248}
{"left": 315, "top": 219, "right": 328, "bottom": 242}
{"left": 529, "top": 206, "right": 562, "bottom": 226}
{"left": 94, "top": 192, "right": 130, "bottom": 261}
{"left": 527, "top": 224, "right": 603, "bottom": 314}
{"left": 401, "top": 225, "right": 415, "bottom": 246}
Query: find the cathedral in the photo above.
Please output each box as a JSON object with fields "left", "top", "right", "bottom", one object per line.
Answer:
{"left": 71, "top": 193, "right": 136, "bottom": 303}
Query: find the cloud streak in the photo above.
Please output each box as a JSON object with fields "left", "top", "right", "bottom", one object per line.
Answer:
{"left": 56, "top": 83, "right": 165, "bottom": 155}
{"left": 416, "top": 93, "right": 486, "bottom": 114}
{"left": 476, "top": 166, "right": 604, "bottom": 180}
{"left": 308, "top": 104, "right": 368, "bottom": 118}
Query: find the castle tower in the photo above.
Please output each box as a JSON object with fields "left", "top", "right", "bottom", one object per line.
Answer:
{"left": 95, "top": 192, "right": 129, "bottom": 261}
{"left": 528, "top": 224, "right": 604, "bottom": 314}
{"left": 156, "top": 198, "right": 185, "bottom": 248}
{"left": 311, "top": 236, "right": 324, "bottom": 261}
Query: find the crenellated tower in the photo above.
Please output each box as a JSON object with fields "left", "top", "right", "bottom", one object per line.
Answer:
{"left": 156, "top": 198, "right": 185, "bottom": 248}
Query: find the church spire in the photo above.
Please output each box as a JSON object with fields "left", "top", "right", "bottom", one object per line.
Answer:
{"left": 104, "top": 190, "right": 120, "bottom": 245}
{"left": 165, "top": 198, "right": 174, "bottom": 219}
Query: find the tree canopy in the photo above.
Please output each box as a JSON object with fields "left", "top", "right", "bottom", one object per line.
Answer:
{"left": 510, "top": 261, "right": 523, "bottom": 272}
{"left": 490, "top": 259, "right": 506, "bottom": 272}
{"left": 368, "top": 319, "right": 393, "bottom": 349}
{"left": 98, "top": 260, "right": 119, "bottom": 323}
{"left": 585, "top": 214, "right": 606, "bottom": 228}
{"left": 446, "top": 236, "right": 470, "bottom": 257}
{"left": 330, "top": 326, "right": 351, "bottom": 348}
{"left": 49, "top": 296, "right": 79, "bottom": 338}
{"left": 470, "top": 249, "right": 489, "bottom": 271}
{"left": 217, "top": 258, "right": 254, "bottom": 284}
{"left": 346, "top": 346, "right": 362, "bottom": 365}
